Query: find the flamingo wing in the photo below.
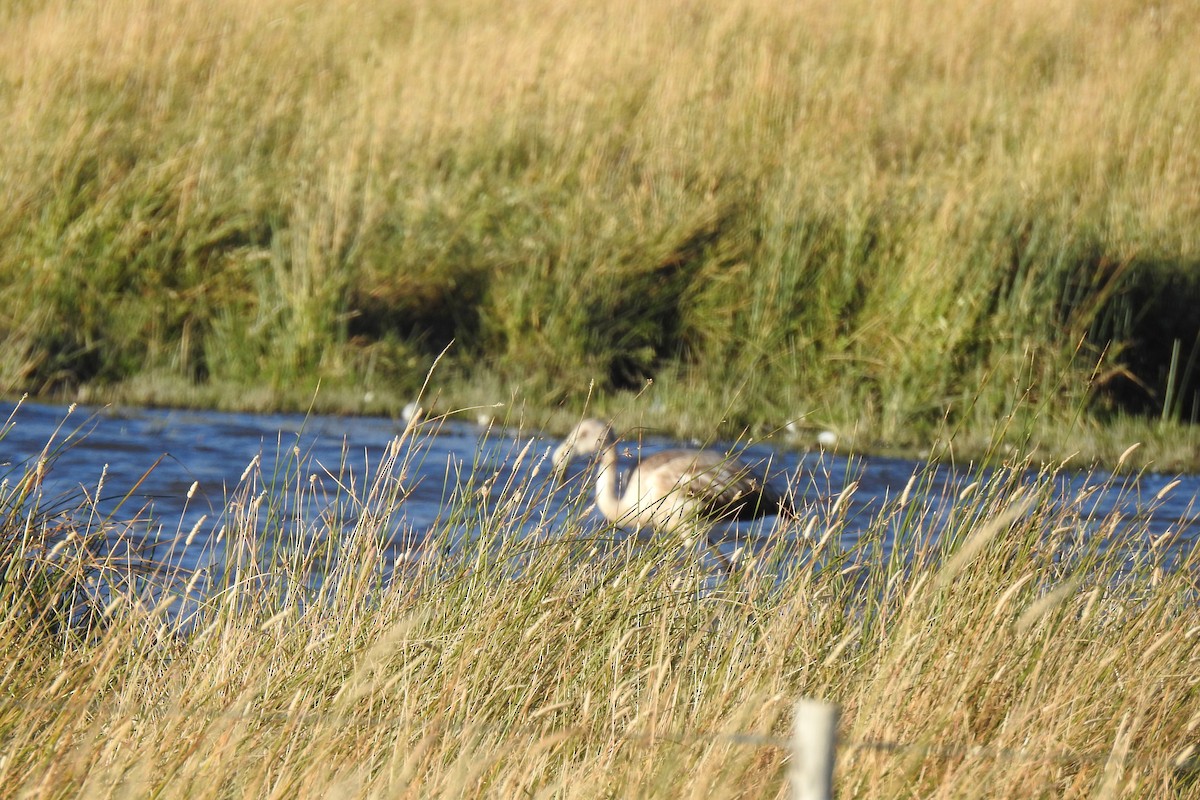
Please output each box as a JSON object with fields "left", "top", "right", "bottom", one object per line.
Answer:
{"left": 635, "top": 449, "right": 781, "bottom": 521}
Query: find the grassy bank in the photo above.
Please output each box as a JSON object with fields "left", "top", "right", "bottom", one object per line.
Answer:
{"left": 1, "top": 0, "right": 1199, "bottom": 459}
{"left": 1, "top": 414, "right": 1197, "bottom": 797}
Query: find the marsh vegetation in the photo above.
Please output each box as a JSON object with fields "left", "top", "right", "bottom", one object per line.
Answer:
{"left": 1, "top": 406, "right": 1198, "bottom": 798}
{"left": 0, "top": 0, "right": 1198, "bottom": 464}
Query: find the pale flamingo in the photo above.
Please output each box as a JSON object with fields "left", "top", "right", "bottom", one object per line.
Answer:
{"left": 551, "top": 419, "right": 794, "bottom": 538}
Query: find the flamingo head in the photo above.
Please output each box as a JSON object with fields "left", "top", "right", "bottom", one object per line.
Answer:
{"left": 551, "top": 418, "right": 615, "bottom": 476}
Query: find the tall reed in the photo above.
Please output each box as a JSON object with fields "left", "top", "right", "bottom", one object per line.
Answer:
{"left": 0, "top": 411, "right": 1196, "bottom": 797}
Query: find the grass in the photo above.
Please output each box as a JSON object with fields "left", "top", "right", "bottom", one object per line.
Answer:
{"left": 1, "top": 0, "right": 1199, "bottom": 465}
{"left": 1, "top": 406, "right": 1198, "bottom": 798}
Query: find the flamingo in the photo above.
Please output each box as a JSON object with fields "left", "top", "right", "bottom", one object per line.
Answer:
{"left": 550, "top": 419, "right": 794, "bottom": 540}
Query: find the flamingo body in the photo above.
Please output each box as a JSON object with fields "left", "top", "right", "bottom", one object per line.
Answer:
{"left": 551, "top": 419, "right": 791, "bottom": 535}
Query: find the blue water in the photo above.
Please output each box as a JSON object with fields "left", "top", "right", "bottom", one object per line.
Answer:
{"left": 2, "top": 399, "right": 1198, "bottom": 603}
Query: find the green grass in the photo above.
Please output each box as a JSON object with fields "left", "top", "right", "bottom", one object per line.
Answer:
{"left": 1, "top": 0, "right": 1199, "bottom": 466}
{"left": 1, "top": 408, "right": 1198, "bottom": 797}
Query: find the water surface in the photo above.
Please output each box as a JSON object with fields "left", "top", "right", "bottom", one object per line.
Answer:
{"left": 2, "top": 400, "right": 1197, "bottom": 589}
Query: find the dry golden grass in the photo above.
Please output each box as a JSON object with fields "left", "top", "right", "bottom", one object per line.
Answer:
{"left": 1, "top": 411, "right": 1197, "bottom": 798}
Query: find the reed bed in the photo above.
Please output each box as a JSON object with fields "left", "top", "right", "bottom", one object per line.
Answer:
{"left": 0, "top": 0, "right": 1198, "bottom": 455}
{"left": 1, "top": 412, "right": 1197, "bottom": 798}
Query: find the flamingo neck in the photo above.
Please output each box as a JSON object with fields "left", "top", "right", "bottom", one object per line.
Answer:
{"left": 593, "top": 444, "right": 626, "bottom": 523}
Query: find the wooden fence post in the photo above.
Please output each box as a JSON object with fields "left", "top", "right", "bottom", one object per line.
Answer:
{"left": 790, "top": 697, "right": 840, "bottom": 800}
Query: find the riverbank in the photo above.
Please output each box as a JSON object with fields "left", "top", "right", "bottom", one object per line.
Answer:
{"left": 20, "top": 362, "right": 1200, "bottom": 477}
